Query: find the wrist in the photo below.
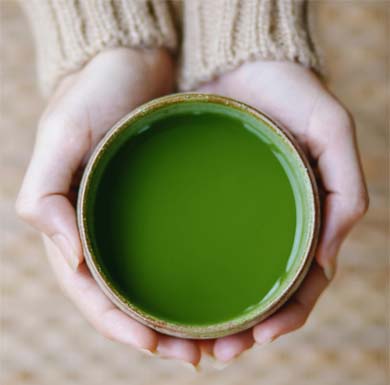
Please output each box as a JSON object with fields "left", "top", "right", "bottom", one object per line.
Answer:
{"left": 54, "top": 47, "right": 176, "bottom": 101}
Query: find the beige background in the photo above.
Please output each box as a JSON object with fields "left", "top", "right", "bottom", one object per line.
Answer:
{"left": 1, "top": 1, "right": 389, "bottom": 384}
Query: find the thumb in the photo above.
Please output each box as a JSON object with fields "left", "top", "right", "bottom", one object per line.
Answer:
{"left": 16, "top": 115, "right": 89, "bottom": 270}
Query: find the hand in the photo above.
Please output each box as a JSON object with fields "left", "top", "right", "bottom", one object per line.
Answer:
{"left": 196, "top": 61, "right": 369, "bottom": 362}
{"left": 16, "top": 48, "right": 201, "bottom": 365}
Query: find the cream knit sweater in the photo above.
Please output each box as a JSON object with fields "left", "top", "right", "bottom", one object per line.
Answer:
{"left": 20, "top": 0, "right": 319, "bottom": 96}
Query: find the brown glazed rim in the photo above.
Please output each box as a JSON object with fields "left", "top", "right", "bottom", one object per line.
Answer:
{"left": 77, "top": 93, "right": 321, "bottom": 339}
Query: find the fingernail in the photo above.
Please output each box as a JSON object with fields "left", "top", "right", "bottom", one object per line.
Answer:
{"left": 215, "top": 349, "right": 244, "bottom": 364}
{"left": 259, "top": 337, "right": 274, "bottom": 345}
{"left": 323, "top": 262, "right": 335, "bottom": 281}
{"left": 51, "top": 234, "right": 79, "bottom": 271}
{"left": 255, "top": 334, "right": 275, "bottom": 346}
{"left": 169, "top": 359, "right": 198, "bottom": 372}
{"left": 140, "top": 348, "right": 156, "bottom": 357}
{"left": 210, "top": 357, "right": 237, "bottom": 370}
{"left": 213, "top": 362, "right": 231, "bottom": 370}
{"left": 181, "top": 362, "right": 199, "bottom": 373}
{"left": 202, "top": 353, "right": 232, "bottom": 370}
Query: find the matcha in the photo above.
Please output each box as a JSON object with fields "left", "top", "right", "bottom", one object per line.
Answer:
{"left": 84, "top": 102, "right": 307, "bottom": 327}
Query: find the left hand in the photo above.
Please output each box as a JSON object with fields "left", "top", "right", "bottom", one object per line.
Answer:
{"left": 195, "top": 61, "right": 368, "bottom": 363}
{"left": 16, "top": 48, "right": 202, "bottom": 366}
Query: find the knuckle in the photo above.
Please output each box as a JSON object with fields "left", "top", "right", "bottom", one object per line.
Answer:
{"left": 98, "top": 326, "right": 115, "bottom": 341}
{"left": 353, "top": 192, "right": 369, "bottom": 219}
{"left": 15, "top": 191, "right": 41, "bottom": 226}
{"left": 333, "top": 106, "right": 354, "bottom": 136}
{"left": 296, "top": 319, "right": 306, "bottom": 330}
{"left": 291, "top": 301, "right": 309, "bottom": 331}
{"left": 322, "top": 102, "right": 354, "bottom": 140}
{"left": 344, "top": 192, "right": 369, "bottom": 223}
{"left": 296, "top": 312, "right": 309, "bottom": 330}
{"left": 15, "top": 195, "right": 38, "bottom": 223}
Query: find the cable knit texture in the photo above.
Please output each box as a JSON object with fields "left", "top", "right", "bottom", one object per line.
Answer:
{"left": 179, "top": 0, "right": 319, "bottom": 90}
{"left": 20, "top": 0, "right": 319, "bottom": 95}
{"left": 20, "top": 0, "right": 177, "bottom": 96}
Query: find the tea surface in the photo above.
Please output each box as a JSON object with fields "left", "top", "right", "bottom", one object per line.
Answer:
{"left": 90, "top": 111, "right": 297, "bottom": 325}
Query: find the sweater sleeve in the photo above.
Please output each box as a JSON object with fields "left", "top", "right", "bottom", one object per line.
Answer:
{"left": 19, "top": 0, "right": 177, "bottom": 96}
{"left": 179, "top": 0, "right": 320, "bottom": 91}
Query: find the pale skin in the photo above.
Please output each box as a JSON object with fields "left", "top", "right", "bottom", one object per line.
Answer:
{"left": 16, "top": 48, "right": 368, "bottom": 366}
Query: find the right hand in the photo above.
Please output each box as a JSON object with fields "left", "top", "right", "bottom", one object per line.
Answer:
{"left": 16, "top": 48, "right": 202, "bottom": 366}
{"left": 195, "top": 60, "right": 369, "bottom": 362}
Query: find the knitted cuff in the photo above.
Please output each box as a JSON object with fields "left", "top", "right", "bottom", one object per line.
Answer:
{"left": 179, "top": 0, "right": 320, "bottom": 91}
{"left": 20, "top": 0, "right": 177, "bottom": 96}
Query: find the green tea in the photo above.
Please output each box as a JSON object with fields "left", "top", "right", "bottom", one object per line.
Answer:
{"left": 88, "top": 109, "right": 299, "bottom": 326}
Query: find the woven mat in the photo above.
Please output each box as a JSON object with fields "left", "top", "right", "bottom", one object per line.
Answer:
{"left": 1, "top": 2, "right": 388, "bottom": 385}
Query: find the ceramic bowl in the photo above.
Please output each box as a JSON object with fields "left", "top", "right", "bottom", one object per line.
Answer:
{"left": 77, "top": 93, "right": 320, "bottom": 339}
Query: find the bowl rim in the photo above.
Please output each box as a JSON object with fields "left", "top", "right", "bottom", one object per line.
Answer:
{"left": 77, "top": 92, "right": 321, "bottom": 339}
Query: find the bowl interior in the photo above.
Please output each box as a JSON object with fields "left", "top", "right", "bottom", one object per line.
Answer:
{"left": 78, "top": 94, "right": 317, "bottom": 338}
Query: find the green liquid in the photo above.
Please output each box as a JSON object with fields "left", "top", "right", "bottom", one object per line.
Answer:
{"left": 89, "top": 110, "right": 297, "bottom": 326}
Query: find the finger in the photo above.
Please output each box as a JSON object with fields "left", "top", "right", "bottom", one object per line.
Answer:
{"left": 157, "top": 335, "right": 201, "bottom": 366}
{"left": 253, "top": 263, "right": 328, "bottom": 344}
{"left": 198, "top": 339, "right": 215, "bottom": 356}
{"left": 16, "top": 116, "right": 90, "bottom": 269}
{"left": 308, "top": 100, "right": 368, "bottom": 278}
{"left": 214, "top": 330, "right": 254, "bottom": 362}
{"left": 43, "top": 235, "right": 158, "bottom": 352}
